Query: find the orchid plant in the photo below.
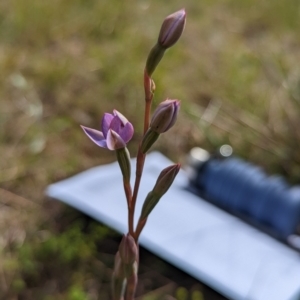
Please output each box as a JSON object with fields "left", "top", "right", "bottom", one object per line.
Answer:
{"left": 81, "top": 9, "right": 186, "bottom": 300}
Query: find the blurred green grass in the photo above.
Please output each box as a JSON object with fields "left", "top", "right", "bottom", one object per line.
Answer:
{"left": 0, "top": 0, "right": 300, "bottom": 298}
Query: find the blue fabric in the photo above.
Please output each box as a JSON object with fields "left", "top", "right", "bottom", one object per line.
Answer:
{"left": 197, "top": 157, "right": 300, "bottom": 239}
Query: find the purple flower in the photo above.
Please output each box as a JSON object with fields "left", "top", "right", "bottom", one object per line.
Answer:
{"left": 81, "top": 110, "right": 134, "bottom": 150}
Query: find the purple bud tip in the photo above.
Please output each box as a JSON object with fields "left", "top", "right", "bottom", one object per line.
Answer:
{"left": 150, "top": 99, "right": 180, "bottom": 133}
{"left": 158, "top": 9, "right": 186, "bottom": 49}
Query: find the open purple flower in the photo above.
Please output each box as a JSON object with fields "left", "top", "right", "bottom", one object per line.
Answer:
{"left": 81, "top": 110, "right": 134, "bottom": 150}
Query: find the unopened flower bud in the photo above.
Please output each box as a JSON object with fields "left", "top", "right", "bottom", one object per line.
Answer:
{"left": 145, "top": 9, "right": 186, "bottom": 76}
{"left": 140, "top": 100, "right": 180, "bottom": 153}
{"left": 119, "top": 234, "right": 138, "bottom": 265}
{"left": 158, "top": 9, "right": 186, "bottom": 49}
{"left": 153, "top": 164, "right": 181, "bottom": 196}
{"left": 150, "top": 99, "right": 180, "bottom": 133}
{"left": 140, "top": 164, "right": 181, "bottom": 219}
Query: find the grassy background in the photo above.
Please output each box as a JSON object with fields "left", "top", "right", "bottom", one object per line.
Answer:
{"left": 0, "top": 0, "right": 299, "bottom": 299}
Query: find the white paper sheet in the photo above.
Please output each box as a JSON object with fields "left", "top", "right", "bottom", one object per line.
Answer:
{"left": 46, "top": 152, "right": 300, "bottom": 300}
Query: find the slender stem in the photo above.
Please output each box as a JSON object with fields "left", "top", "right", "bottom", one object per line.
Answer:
{"left": 128, "top": 149, "right": 145, "bottom": 236}
{"left": 143, "top": 69, "right": 153, "bottom": 134}
{"left": 128, "top": 70, "right": 153, "bottom": 238}
{"left": 134, "top": 218, "right": 147, "bottom": 241}
{"left": 123, "top": 180, "right": 132, "bottom": 207}
{"left": 144, "top": 101, "right": 152, "bottom": 134}
{"left": 125, "top": 180, "right": 133, "bottom": 240}
{"left": 144, "top": 69, "right": 152, "bottom": 101}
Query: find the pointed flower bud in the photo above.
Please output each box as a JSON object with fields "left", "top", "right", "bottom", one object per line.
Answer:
{"left": 140, "top": 99, "right": 180, "bottom": 153}
{"left": 145, "top": 9, "right": 186, "bottom": 76}
{"left": 153, "top": 164, "right": 181, "bottom": 196}
{"left": 150, "top": 99, "right": 180, "bottom": 133}
{"left": 81, "top": 110, "right": 134, "bottom": 150}
{"left": 119, "top": 234, "right": 138, "bottom": 265}
{"left": 158, "top": 9, "right": 186, "bottom": 49}
{"left": 140, "top": 164, "right": 181, "bottom": 219}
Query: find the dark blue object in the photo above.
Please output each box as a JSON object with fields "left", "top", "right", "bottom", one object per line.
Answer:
{"left": 192, "top": 156, "right": 300, "bottom": 241}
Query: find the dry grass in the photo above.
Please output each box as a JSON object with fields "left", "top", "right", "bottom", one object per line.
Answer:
{"left": 0, "top": 0, "right": 299, "bottom": 298}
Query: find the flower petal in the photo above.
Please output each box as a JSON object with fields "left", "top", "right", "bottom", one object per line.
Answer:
{"left": 101, "top": 113, "right": 114, "bottom": 138}
{"left": 109, "top": 114, "right": 124, "bottom": 133}
{"left": 81, "top": 125, "right": 107, "bottom": 148}
{"left": 120, "top": 122, "right": 134, "bottom": 144}
{"left": 110, "top": 112, "right": 134, "bottom": 144}
{"left": 113, "top": 110, "right": 129, "bottom": 124}
{"left": 106, "top": 129, "right": 126, "bottom": 150}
